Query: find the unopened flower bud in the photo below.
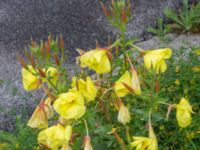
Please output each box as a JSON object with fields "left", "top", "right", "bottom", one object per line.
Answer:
{"left": 118, "top": 102, "right": 131, "bottom": 125}
{"left": 84, "top": 136, "right": 93, "bottom": 150}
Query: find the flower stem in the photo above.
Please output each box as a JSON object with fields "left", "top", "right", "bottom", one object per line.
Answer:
{"left": 125, "top": 125, "right": 132, "bottom": 150}
{"left": 129, "top": 43, "right": 145, "bottom": 53}
{"left": 113, "top": 129, "right": 126, "bottom": 150}
{"left": 83, "top": 119, "right": 89, "bottom": 136}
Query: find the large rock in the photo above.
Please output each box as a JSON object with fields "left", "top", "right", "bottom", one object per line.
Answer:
{"left": 0, "top": 0, "right": 184, "bottom": 130}
{"left": 0, "top": 0, "right": 183, "bottom": 54}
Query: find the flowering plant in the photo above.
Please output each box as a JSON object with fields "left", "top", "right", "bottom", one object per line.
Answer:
{"left": 17, "top": 1, "right": 199, "bottom": 149}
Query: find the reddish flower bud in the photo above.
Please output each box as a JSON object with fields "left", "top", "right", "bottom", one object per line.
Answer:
{"left": 121, "top": 8, "right": 127, "bottom": 23}
{"left": 53, "top": 53, "right": 60, "bottom": 65}
{"left": 17, "top": 54, "right": 28, "bottom": 70}
{"left": 100, "top": 2, "right": 110, "bottom": 17}
{"left": 59, "top": 34, "right": 65, "bottom": 51}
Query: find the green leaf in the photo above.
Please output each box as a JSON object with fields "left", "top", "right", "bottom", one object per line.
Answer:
{"left": 0, "top": 131, "right": 18, "bottom": 145}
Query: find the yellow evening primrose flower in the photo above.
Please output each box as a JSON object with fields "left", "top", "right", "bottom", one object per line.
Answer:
{"left": 71, "top": 76, "right": 97, "bottom": 102}
{"left": 114, "top": 70, "right": 141, "bottom": 97}
{"left": 144, "top": 48, "right": 172, "bottom": 74}
{"left": 117, "top": 102, "right": 131, "bottom": 125}
{"left": 22, "top": 65, "right": 40, "bottom": 91}
{"left": 53, "top": 90, "right": 86, "bottom": 120}
{"left": 176, "top": 97, "right": 193, "bottom": 128}
{"left": 131, "top": 125, "right": 158, "bottom": 150}
{"left": 79, "top": 48, "right": 111, "bottom": 74}
{"left": 38, "top": 124, "right": 72, "bottom": 150}
{"left": 27, "top": 98, "right": 54, "bottom": 129}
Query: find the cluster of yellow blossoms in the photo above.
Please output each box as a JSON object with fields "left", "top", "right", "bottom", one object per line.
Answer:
{"left": 22, "top": 46, "right": 194, "bottom": 150}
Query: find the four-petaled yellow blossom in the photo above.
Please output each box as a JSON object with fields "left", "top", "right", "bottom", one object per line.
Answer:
{"left": 144, "top": 48, "right": 172, "bottom": 74}
{"left": 22, "top": 65, "right": 40, "bottom": 91}
{"left": 114, "top": 70, "right": 141, "bottom": 97}
{"left": 53, "top": 90, "right": 86, "bottom": 120}
{"left": 38, "top": 124, "right": 72, "bottom": 150}
{"left": 176, "top": 97, "right": 193, "bottom": 128}
{"left": 27, "top": 98, "right": 54, "bottom": 129}
{"left": 71, "top": 76, "right": 98, "bottom": 103}
{"left": 131, "top": 124, "right": 158, "bottom": 150}
{"left": 117, "top": 102, "right": 131, "bottom": 125}
{"left": 79, "top": 48, "right": 111, "bottom": 74}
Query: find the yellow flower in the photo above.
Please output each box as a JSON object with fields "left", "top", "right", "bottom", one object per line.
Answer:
{"left": 79, "top": 48, "right": 111, "bottom": 74}
{"left": 144, "top": 48, "right": 172, "bottom": 74}
{"left": 38, "top": 124, "right": 72, "bottom": 150}
{"left": 176, "top": 97, "right": 193, "bottom": 128}
{"left": 53, "top": 90, "right": 86, "bottom": 120}
{"left": 71, "top": 76, "right": 97, "bottom": 102}
{"left": 192, "top": 66, "right": 200, "bottom": 72}
{"left": 175, "top": 79, "right": 180, "bottom": 86}
{"left": 117, "top": 102, "right": 131, "bottom": 125}
{"left": 0, "top": 143, "right": 7, "bottom": 149}
{"left": 27, "top": 98, "right": 54, "bottom": 129}
{"left": 131, "top": 137, "right": 151, "bottom": 150}
{"left": 114, "top": 70, "right": 141, "bottom": 97}
{"left": 45, "top": 67, "right": 58, "bottom": 86}
{"left": 194, "top": 49, "right": 200, "bottom": 56}
{"left": 131, "top": 125, "right": 158, "bottom": 150}
{"left": 22, "top": 65, "right": 40, "bottom": 91}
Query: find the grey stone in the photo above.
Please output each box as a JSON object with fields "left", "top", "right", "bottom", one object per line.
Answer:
{"left": 136, "top": 33, "right": 200, "bottom": 50}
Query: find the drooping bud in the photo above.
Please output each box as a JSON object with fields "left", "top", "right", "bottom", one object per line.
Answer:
{"left": 27, "top": 98, "right": 54, "bottom": 129}
{"left": 84, "top": 136, "right": 93, "bottom": 150}
{"left": 131, "top": 67, "right": 141, "bottom": 95}
{"left": 117, "top": 102, "right": 131, "bottom": 125}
